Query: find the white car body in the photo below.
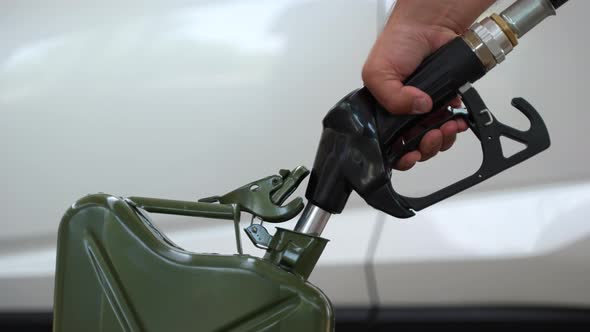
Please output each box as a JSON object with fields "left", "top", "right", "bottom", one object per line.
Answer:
{"left": 0, "top": 0, "right": 588, "bottom": 316}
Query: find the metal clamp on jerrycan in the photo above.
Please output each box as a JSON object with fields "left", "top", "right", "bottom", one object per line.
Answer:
{"left": 298, "top": 0, "right": 567, "bottom": 234}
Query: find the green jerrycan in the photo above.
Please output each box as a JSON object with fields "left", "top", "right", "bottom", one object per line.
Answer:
{"left": 53, "top": 167, "right": 334, "bottom": 332}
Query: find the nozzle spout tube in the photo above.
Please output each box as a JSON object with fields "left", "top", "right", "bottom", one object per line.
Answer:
{"left": 500, "top": 0, "right": 557, "bottom": 38}
{"left": 294, "top": 204, "right": 331, "bottom": 236}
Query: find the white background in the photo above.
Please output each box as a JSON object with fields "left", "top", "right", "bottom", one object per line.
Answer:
{"left": 0, "top": 0, "right": 588, "bottom": 309}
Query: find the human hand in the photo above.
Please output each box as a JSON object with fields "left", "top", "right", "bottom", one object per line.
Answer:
{"left": 363, "top": 0, "right": 495, "bottom": 170}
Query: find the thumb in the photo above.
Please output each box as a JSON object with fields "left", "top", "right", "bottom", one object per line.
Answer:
{"left": 362, "top": 65, "right": 432, "bottom": 115}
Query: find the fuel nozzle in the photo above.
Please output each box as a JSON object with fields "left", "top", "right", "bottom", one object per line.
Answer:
{"left": 295, "top": 0, "right": 570, "bottom": 236}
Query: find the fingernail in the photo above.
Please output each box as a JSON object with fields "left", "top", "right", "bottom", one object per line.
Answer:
{"left": 412, "top": 97, "right": 429, "bottom": 114}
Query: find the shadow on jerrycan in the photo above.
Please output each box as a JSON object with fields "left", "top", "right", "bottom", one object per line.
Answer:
{"left": 53, "top": 167, "right": 334, "bottom": 332}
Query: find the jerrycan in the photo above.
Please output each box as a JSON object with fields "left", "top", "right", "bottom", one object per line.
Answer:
{"left": 53, "top": 167, "right": 334, "bottom": 332}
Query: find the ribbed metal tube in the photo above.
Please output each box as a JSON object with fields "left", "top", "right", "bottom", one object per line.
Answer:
{"left": 500, "top": 0, "right": 556, "bottom": 38}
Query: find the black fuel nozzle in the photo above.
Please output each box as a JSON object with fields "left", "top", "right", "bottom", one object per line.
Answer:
{"left": 305, "top": 84, "right": 550, "bottom": 219}
{"left": 305, "top": 88, "right": 415, "bottom": 218}
{"left": 298, "top": 0, "right": 570, "bottom": 231}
